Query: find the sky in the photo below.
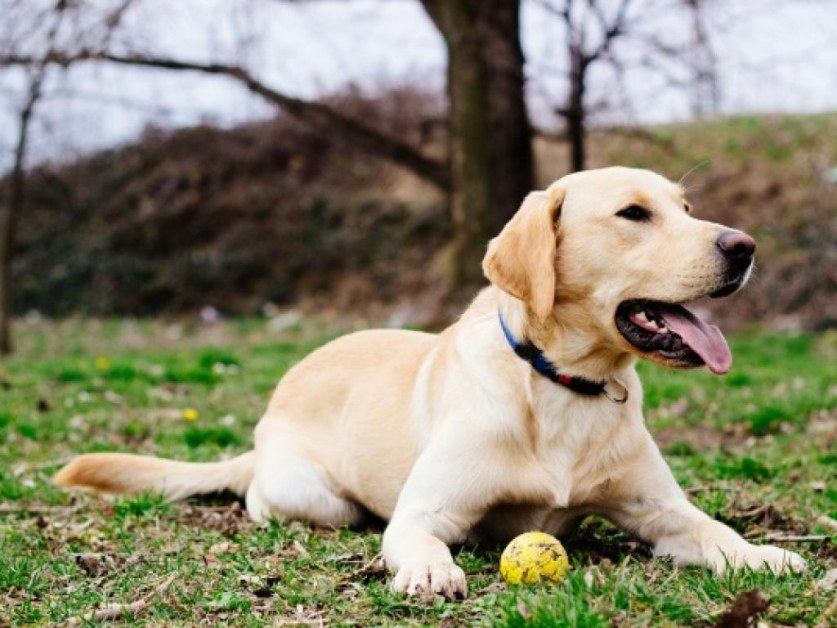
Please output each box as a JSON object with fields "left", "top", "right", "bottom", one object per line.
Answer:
{"left": 1, "top": 0, "right": 836, "bottom": 171}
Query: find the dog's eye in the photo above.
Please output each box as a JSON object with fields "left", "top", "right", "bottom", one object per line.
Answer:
{"left": 616, "top": 205, "right": 651, "bottom": 222}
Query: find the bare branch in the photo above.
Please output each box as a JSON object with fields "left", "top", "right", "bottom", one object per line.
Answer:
{"left": 585, "top": 0, "right": 633, "bottom": 63}
{"left": 100, "top": 0, "right": 137, "bottom": 48}
{"left": 0, "top": 50, "right": 449, "bottom": 190}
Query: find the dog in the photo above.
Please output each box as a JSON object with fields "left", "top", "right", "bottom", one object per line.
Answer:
{"left": 55, "top": 167, "right": 805, "bottom": 599}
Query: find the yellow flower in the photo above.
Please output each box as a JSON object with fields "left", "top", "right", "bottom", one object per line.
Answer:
{"left": 183, "top": 408, "right": 199, "bottom": 421}
{"left": 94, "top": 357, "right": 111, "bottom": 371}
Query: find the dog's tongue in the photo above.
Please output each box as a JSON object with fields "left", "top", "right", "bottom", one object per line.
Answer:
{"left": 661, "top": 307, "right": 732, "bottom": 375}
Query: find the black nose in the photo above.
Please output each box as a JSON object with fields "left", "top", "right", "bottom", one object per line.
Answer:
{"left": 716, "top": 231, "right": 755, "bottom": 261}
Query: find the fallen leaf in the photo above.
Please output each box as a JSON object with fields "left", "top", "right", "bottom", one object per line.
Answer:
{"left": 714, "top": 589, "right": 769, "bottom": 628}
{"left": 75, "top": 553, "right": 114, "bottom": 577}
{"left": 292, "top": 540, "right": 310, "bottom": 558}
{"left": 480, "top": 581, "right": 507, "bottom": 594}
{"left": 209, "top": 542, "right": 236, "bottom": 554}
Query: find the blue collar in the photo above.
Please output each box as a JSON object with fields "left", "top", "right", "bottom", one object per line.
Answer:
{"left": 498, "top": 311, "right": 621, "bottom": 400}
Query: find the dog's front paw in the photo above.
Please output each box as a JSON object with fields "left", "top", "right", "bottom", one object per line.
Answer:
{"left": 391, "top": 561, "right": 467, "bottom": 600}
{"left": 745, "top": 544, "right": 806, "bottom": 575}
{"left": 709, "top": 543, "right": 806, "bottom": 575}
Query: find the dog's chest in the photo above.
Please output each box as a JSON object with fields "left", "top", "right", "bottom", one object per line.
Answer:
{"left": 526, "top": 391, "right": 636, "bottom": 509}
{"left": 473, "top": 404, "right": 634, "bottom": 543}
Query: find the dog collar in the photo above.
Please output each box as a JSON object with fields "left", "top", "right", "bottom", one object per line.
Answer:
{"left": 498, "top": 311, "right": 628, "bottom": 403}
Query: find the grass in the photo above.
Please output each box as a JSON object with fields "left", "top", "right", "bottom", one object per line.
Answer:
{"left": 0, "top": 318, "right": 835, "bottom": 625}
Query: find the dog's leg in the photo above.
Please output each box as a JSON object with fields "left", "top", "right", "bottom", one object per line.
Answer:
{"left": 246, "top": 434, "right": 363, "bottom": 527}
{"left": 604, "top": 436, "right": 806, "bottom": 574}
{"left": 382, "top": 439, "right": 497, "bottom": 599}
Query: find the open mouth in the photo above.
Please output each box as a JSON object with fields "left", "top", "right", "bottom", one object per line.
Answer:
{"left": 615, "top": 300, "right": 732, "bottom": 374}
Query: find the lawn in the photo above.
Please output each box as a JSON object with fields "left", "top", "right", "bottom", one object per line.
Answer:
{"left": 1, "top": 318, "right": 835, "bottom": 626}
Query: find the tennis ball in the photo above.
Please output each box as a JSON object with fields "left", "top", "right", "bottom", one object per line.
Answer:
{"left": 499, "top": 531, "right": 570, "bottom": 584}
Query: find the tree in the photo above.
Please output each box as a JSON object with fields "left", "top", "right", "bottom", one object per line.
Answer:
{"left": 562, "top": 0, "right": 631, "bottom": 172}
{"left": 685, "top": 0, "right": 719, "bottom": 117}
{"left": 0, "top": 0, "right": 72, "bottom": 354}
{"left": 537, "top": 0, "right": 719, "bottom": 171}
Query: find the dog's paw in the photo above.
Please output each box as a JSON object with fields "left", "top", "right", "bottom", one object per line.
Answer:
{"left": 391, "top": 561, "right": 467, "bottom": 600}
{"left": 745, "top": 545, "right": 806, "bottom": 575}
{"left": 709, "top": 543, "right": 806, "bottom": 575}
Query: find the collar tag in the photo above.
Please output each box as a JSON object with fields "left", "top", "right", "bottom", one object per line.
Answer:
{"left": 603, "top": 379, "right": 629, "bottom": 404}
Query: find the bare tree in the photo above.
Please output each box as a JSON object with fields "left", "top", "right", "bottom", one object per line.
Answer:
{"left": 0, "top": 0, "right": 140, "bottom": 354}
{"left": 538, "top": 0, "right": 719, "bottom": 171}
{"left": 0, "top": 0, "right": 71, "bottom": 355}
{"left": 685, "top": 0, "right": 720, "bottom": 117}
{"left": 0, "top": 50, "right": 450, "bottom": 190}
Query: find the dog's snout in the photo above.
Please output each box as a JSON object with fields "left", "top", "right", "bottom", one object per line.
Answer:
{"left": 716, "top": 231, "right": 755, "bottom": 262}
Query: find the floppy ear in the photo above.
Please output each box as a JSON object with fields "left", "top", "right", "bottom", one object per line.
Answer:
{"left": 482, "top": 184, "right": 565, "bottom": 322}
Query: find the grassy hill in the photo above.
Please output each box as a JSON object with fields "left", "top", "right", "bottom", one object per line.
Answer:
{"left": 8, "top": 111, "right": 836, "bottom": 329}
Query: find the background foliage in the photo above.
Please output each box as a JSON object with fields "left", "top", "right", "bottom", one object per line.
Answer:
{"left": 10, "top": 108, "right": 837, "bottom": 330}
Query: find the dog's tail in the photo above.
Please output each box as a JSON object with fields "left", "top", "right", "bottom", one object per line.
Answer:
{"left": 53, "top": 451, "right": 255, "bottom": 501}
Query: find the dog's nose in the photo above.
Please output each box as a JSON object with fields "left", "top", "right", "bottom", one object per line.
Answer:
{"left": 716, "top": 231, "right": 755, "bottom": 261}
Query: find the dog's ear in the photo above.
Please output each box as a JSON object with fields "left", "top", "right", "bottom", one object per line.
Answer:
{"left": 482, "top": 184, "right": 565, "bottom": 322}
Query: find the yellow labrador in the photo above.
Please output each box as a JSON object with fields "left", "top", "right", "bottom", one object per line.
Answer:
{"left": 55, "top": 167, "right": 805, "bottom": 599}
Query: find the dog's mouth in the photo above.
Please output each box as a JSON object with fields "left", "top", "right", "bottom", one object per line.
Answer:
{"left": 615, "top": 300, "right": 732, "bottom": 374}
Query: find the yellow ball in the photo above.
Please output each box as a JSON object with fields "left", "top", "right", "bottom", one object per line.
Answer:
{"left": 499, "top": 531, "right": 570, "bottom": 584}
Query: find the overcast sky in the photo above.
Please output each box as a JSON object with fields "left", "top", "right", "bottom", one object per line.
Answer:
{"left": 1, "top": 0, "right": 836, "bottom": 171}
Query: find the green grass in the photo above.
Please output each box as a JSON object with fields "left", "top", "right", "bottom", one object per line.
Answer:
{"left": 0, "top": 319, "right": 835, "bottom": 625}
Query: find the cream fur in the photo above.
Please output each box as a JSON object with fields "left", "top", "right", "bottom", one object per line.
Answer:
{"left": 55, "top": 167, "right": 805, "bottom": 599}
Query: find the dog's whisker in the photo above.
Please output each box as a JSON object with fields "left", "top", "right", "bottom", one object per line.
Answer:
{"left": 678, "top": 160, "right": 712, "bottom": 188}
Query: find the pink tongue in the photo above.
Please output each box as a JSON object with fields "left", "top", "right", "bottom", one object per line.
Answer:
{"left": 661, "top": 307, "right": 732, "bottom": 375}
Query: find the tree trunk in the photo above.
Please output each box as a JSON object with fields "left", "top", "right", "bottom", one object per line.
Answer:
{"left": 422, "top": 0, "right": 532, "bottom": 286}
{"left": 474, "top": 0, "right": 533, "bottom": 233}
{"left": 566, "top": 50, "right": 587, "bottom": 173}
{"left": 0, "top": 106, "right": 33, "bottom": 355}
{"left": 422, "top": 0, "right": 493, "bottom": 286}
{"left": 0, "top": 193, "right": 15, "bottom": 354}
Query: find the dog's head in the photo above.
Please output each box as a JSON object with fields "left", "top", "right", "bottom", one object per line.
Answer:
{"left": 483, "top": 167, "right": 754, "bottom": 375}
